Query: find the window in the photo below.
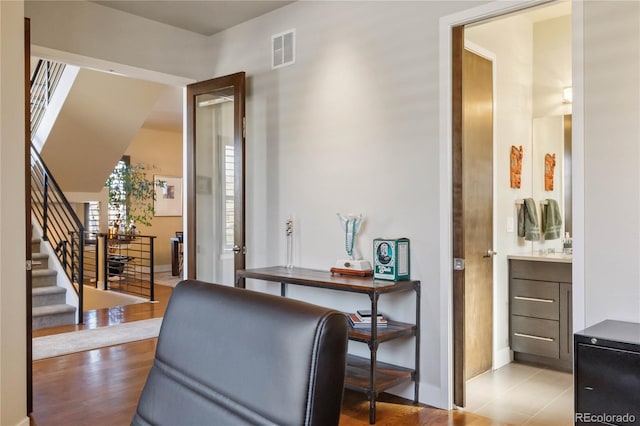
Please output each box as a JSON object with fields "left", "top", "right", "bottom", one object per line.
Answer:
{"left": 223, "top": 144, "right": 234, "bottom": 250}
{"left": 87, "top": 201, "right": 100, "bottom": 234}
{"left": 106, "top": 156, "right": 130, "bottom": 230}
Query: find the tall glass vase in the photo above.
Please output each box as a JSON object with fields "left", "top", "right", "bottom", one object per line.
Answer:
{"left": 285, "top": 218, "right": 293, "bottom": 268}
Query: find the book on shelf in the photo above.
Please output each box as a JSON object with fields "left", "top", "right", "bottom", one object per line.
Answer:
{"left": 356, "top": 309, "right": 383, "bottom": 319}
{"left": 354, "top": 311, "right": 386, "bottom": 323}
{"left": 347, "top": 312, "right": 388, "bottom": 328}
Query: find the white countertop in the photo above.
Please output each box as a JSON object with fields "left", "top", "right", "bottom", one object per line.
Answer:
{"left": 507, "top": 253, "right": 572, "bottom": 264}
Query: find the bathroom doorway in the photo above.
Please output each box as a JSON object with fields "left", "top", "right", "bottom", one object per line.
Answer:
{"left": 452, "top": 1, "right": 573, "bottom": 423}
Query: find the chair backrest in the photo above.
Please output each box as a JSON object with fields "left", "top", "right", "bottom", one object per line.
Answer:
{"left": 132, "top": 280, "right": 349, "bottom": 426}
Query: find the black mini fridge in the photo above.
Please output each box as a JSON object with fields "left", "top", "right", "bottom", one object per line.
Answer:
{"left": 574, "top": 320, "right": 640, "bottom": 425}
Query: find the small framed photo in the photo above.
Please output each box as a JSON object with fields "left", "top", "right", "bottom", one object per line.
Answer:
{"left": 154, "top": 175, "right": 183, "bottom": 216}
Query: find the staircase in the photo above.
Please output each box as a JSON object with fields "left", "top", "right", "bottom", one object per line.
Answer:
{"left": 30, "top": 59, "right": 85, "bottom": 326}
{"left": 31, "top": 231, "right": 76, "bottom": 330}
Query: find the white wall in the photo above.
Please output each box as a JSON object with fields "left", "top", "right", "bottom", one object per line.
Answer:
{"left": 204, "top": 0, "right": 485, "bottom": 406}
{"left": 533, "top": 15, "right": 572, "bottom": 119}
{"left": 583, "top": 1, "right": 640, "bottom": 326}
{"left": 0, "top": 2, "right": 28, "bottom": 425}
{"left": 532, "top": 14, "right": 572, "bottom": 254}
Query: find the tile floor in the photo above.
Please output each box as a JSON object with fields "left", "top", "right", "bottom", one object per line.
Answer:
{"left": 465, "top": 362, "right": 574, "bottom": 425}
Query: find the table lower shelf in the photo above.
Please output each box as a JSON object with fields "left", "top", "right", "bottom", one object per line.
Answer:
{"left": 348, "top": 320, "right": 416, "bottom": 343}
{"left": 344, "top": 354, "right": 415, "bottom": 395}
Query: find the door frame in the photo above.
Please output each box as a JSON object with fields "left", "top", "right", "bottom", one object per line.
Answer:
{"left": 25, "top": 17, "right": 33, "bottom": 415}
{"left": 185, "top": 72, "right": 246, "bottom": 283}
{"left": 439, "top": 0, "right": 585, "bottom": 409}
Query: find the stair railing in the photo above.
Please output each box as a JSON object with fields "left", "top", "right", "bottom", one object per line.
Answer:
{"left": 30, "top": 59, "right": 66, "bottom": 134}
{"left": 100, "top": 233, "right": 156, "bottom": 301}
{"left": 31, "top": 145, "right": 84, "bottom": 323}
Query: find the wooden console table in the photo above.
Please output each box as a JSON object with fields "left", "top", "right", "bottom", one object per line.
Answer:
{"left": 235, "top": 266, "right": 420, "bottom": 424}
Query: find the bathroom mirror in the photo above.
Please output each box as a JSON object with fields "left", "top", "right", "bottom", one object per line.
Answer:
{"left": 532, "top": 114, "right": 572, "bottom": 251}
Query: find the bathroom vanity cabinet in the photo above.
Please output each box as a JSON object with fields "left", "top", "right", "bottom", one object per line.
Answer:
{"left": 508, "top": 257, "right": 572, "bottom": 371}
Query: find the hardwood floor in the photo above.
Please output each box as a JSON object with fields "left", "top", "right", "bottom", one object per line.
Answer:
{"left": 31, "top": 283, "right": 502, "bottom": 425}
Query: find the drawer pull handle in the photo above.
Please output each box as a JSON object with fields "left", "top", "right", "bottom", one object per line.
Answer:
{"left": 514, "top": 332, "right": 554, "bottom": 342}
{"left": 514, "top": 296, "right": 554, "bottom": 303}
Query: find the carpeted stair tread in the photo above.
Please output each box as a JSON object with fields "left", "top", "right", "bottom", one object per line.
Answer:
{"left": 30, "top": 228, "right": 76, "bottom": 329}
{"left": 32, "top": 253, "right": 49, "bottom": 269}
{"left": 33, "top": 286, "right": 66, "bottom": 296}
{"left": 33, "top": 269, "right": 56, "bottom": 277}
{"left": 33, "top": 304, "right": 75, "bottom": 316}
{"left": 31, "top": 238, "right": 42, "bottom": 253}
{"left": 32, "top": 304, "right": 76, "bottom": 330}
{"left": 33, "top": 269, "right": 58, "bottom": 288}
{"left": 32, "top": 285, "right": 67, "bottom": 307}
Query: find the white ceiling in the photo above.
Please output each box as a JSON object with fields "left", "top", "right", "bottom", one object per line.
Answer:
{"left": 93, "top": 0, "right": 294, "bottom": 36}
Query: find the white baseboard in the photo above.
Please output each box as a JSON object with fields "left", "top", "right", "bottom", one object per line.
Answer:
{"left": 420, "top": 382, "right": 447, "bottom": 409}
{"left": 493, "top": 347, "right": 512, "bottom": 370}
{"left": 381, "top": 381, "right": 446, "bottom": 410}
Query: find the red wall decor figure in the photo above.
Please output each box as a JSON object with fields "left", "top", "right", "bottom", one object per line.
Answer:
{"left": 510, "top": 145, "right": 523, "bottom": 189}
{"left": 545, "top": 153, "right": 556, "bottom": 191}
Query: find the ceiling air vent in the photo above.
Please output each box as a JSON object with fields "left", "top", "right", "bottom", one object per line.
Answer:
{"left": 272, "top": 29, "right": 295, "bottom": 69}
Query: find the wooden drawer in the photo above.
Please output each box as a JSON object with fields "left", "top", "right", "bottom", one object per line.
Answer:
{"left": 511, "top": 315, "right": 559, "bottom": 359}
{"left": 510, "top": 260, "right": 571, "bottom": 283}
{"left": 511, "top": 279, "right": 559, "bottom": 320}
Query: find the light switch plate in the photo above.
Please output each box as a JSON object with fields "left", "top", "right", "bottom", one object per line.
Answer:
{"left": 506, "top": 217, "right": 514, "bottom": 233}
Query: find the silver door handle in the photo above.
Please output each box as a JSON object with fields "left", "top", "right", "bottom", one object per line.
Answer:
{"left": 483, "top": 249, "right": 497, "bottom": 258}
{"left": 232, "top": 245, "right": 241, "bottom": 254}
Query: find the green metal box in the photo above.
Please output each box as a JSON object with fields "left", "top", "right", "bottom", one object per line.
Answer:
{"left": 373, "top": 238, "right": 410, "bottom": 281}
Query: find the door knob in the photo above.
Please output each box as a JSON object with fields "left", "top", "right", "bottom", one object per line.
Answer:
{"left": 483, "top": 249, "right": 497, "bottom": 258}
{"left": 232, "top": 245, "right": 241, "bottom": 254}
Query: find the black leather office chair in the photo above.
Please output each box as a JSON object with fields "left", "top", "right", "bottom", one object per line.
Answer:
{"left": 132, "top": 280, "right": 349, "bottom": 426}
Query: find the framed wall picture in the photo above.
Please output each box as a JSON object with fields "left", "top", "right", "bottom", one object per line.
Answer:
{"left": 154, "top": 175, "right": 183, "bottom": 216}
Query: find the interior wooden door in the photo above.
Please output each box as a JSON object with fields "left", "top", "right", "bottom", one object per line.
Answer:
{"left": 452, "top": 26, "right": 495, "bottom": 407}
{"left": 186, "top": 73, "right": 246, "bottom": 286}
{"left": 462, "top": 48, "right": 494, "bottom": 381}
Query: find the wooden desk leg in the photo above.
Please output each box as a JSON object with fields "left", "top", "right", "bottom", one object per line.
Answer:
{"left": 369, "top": 391, "right": 376, "bottom": 424}
{"left": 368, "top": 292, "right": 380, "bottom": 424}
{"left": 414, "top": 282, "right": 421, "bottom": 403}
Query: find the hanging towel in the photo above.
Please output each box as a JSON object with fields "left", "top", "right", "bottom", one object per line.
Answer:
{"left": 542, "top": 199, "right": 563, "bottom": 240}
{"left": 517, "top": 198, "right": 540, "bottom": 241}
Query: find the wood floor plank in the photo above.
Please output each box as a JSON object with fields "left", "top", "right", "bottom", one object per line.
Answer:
{"left": 31, "top": 283, "right": 501, "bottom": 425}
